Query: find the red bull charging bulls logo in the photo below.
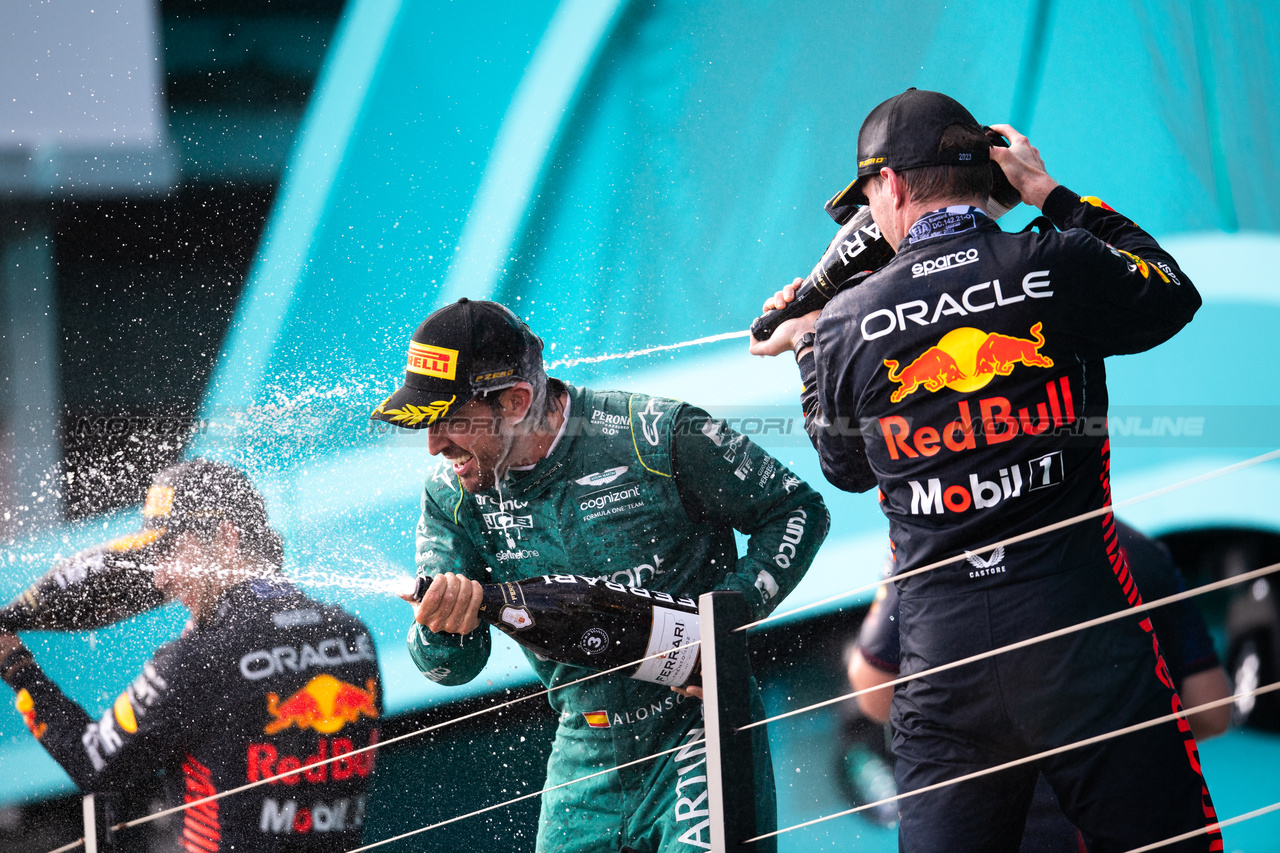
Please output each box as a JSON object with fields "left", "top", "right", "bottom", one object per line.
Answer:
{"left": 884, "top": 323, "right": 1053, "bottom": 403}
{"left": 265, "top": 675, "right": 379, "bottom": 735}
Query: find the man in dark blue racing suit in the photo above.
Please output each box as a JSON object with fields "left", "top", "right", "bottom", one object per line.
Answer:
{"left": 0, "top": 461, "right": 382, "bottom": 852}
{"left": 751, "top": 89, "right": 1220, "bottom": 851}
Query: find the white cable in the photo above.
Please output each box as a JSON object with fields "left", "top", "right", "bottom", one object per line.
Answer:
{"left": 737, "top": 446, "right": 1280, "bottom": 633}
{"left": 42, "top": 840, "right": 83, "bottom": 853}
{"left": 338, "top": 566, "right": 1280, "bottom": 850}
{"left": 545, "top": 329, "right": 751, "bottom": 369}
{"left": 113, "top": 639, "right": 702, "bottom": 832}
{"left": 64, "top": 448, "right": 1280, "bottom": 841}
{"left": 744, "top": 682, "right": 1280, "bottom": 844}
{"left": 741, "top": 561, "right": 1280, "bottom": 731}
{"left": 344, "top": 736, "right": 706, "bottom": 852}
{"left": 1124, "top": 800, "right": 1280, "bottom": 853}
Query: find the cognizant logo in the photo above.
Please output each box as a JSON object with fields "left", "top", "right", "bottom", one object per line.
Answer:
{"left": 579, "top": 484, "right": 641, "bottom": 511}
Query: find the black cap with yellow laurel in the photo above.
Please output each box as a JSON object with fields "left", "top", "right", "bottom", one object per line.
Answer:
{"left": 371, "top": 298, "right": 545, "bottom": 429}
{"left": 827, "top": 88, "right": 988, "bottom": 212}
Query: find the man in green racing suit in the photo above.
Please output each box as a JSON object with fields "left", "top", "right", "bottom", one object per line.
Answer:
{"left": 371, "top": 299, "right": 829, "bottom": 852}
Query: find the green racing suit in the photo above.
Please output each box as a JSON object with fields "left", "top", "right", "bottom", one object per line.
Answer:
{"left": 407, "top": 384, "right": 829, "bottom": 852}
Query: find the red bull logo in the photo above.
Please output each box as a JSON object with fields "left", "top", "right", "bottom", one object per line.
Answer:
{"left": 264, "top": 675, "right": 378, "bottom": 735}
{"left": 884, "top": 323, "right": 1053, "bottom": 403}
{"left": 247, "top": 731, "right": 379, "bottom": 785}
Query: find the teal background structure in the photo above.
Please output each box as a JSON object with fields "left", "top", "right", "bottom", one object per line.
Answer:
{"left": 4, "top": 0, "right": 1280, "bottom": 848}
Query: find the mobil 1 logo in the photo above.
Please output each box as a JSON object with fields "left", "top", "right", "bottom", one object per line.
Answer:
{"left": 908, "top": 450, "right": 1065, "bottom": 515}
{"left": 1027, "top": 450, "right": 1064, "bottom": 491}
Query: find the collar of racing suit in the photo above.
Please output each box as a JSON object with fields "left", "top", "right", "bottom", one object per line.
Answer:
{"left": 902, "top": 204, "right": 995, "bottom": 249}
{"left": 204, "top": 575, "right": 296, "bottom": 626}
{"left": 499, "top": 384, "right": 585, "bottom": 502}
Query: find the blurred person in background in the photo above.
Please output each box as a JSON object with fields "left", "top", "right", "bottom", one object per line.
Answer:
{"left": 371, "top": 298, "right": 829, "bottom": 853}
{"left": 0, "top": 459, "right": 382, "bottom": 852}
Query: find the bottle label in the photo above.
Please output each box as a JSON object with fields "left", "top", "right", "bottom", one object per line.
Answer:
{"left": 500, "top": 606, "right": 534, "bottom": 630}
{"left": 579, "top": 627, "right": 610, "bottom": 655}
{"left": 541, "top": 575, "right": 697, "bottom": 610}
{"left": 633, "top": 606, "right": 701, "bottom": 686}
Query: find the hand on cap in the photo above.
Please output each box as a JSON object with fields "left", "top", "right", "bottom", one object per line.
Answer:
{"left": 748, "top": 278, "right": 820, "bottom": 357}
{"left": 406, "top": 572, "right": 484, "bottom": 635}
{"left": 988, "top": 124, "right": 1059, "bottom": 210}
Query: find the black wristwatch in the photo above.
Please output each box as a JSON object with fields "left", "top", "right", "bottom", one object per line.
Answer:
{"left": 793, "top": 332, "right": 816, "bottom": 360}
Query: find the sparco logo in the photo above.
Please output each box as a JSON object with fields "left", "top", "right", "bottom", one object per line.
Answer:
{"left": 912, "top": 248, "right": 979, "bottom": 277}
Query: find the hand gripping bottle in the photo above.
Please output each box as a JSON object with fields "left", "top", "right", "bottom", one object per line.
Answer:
{"left": 412, "top": 574, "right": 702, "bottom": 687}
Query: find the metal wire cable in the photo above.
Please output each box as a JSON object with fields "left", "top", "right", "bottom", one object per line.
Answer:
{"left": 1125, "top": 800, "right": 1280, "bottom": 853}
{"left": 741, "top": 560, "right": 1280, "bottom": 731}
{"left": 736, "top": 446, "right": 1280, "bottom": 633}
{"left": 41, "top": 449, "right": 1280, "bottom": 851}
{"left": 335, "top": 565, "right": 1280, "bottom": 849}
{"left": 42, "top": 839, "right": 83, "bottom": 853}
{"left": 344, "top": 736, "right": 707, "bottom": 852}
{"left": 744, "top": 682, "right": 1280, "bottom": 844}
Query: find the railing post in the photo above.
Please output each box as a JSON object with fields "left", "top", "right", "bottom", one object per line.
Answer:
{"left": 82, "top": 792, "right": 119, "bottom": 853}
{"left": 699, "top": 590, "right": 758, "bottom": 852}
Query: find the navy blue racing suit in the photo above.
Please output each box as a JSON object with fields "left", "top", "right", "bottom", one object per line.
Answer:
{"left": 798, "top": 188, "right": 1219, "bottom": 852}
{"left": 856, "top": 521, "right": 1222, "bottom": 851}
{"left": 1, "top": 577, "right": 382, "bottom": 852}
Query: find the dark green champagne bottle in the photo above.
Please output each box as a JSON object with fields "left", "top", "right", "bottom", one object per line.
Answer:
{"left": 413, "top": 574, "right": 702, "bottom": 687}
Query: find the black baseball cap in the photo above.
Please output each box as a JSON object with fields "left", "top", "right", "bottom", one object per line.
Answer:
{"left": 827, "top": 88, "right": 988, "bottom": 211}
{"left": 371, "top": 298, "right": 545, "bottom": 429}
{"left": 97, "top": 459, "right": 280, "bottom": 564}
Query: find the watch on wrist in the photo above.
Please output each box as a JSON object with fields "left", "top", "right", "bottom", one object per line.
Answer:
{"left": 793, "top": 332, "right": 816, "bottom": 359}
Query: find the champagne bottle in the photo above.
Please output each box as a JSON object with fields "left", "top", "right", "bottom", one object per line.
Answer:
{"left": 751, "top": 129, "right": 1023, "bottom": 341}
{"left": 412, "top": 574, "right": 702, "bottom": 687}
{"left": 984, "top": 126, "right": 1023, "bottom": 219}
{"left": 0, "top": 533, "right": 166, "bottom": 632}
{"left": 750, "top": 205, "right": 891, "bottom": 341}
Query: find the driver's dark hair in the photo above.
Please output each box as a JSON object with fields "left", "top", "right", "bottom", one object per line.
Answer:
{"left": 894, "top": 123, "right": 992, "bottom": 205}
{"left": 476, "top": 374, "right": 568, "bottom": 428}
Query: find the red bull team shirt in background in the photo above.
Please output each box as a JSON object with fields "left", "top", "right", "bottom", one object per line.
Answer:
{"left": 3, "top": 578, "right": 381, "bottom": 852}
{"left": 802, "top": 190, "right": 1202, "bottom": 594}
